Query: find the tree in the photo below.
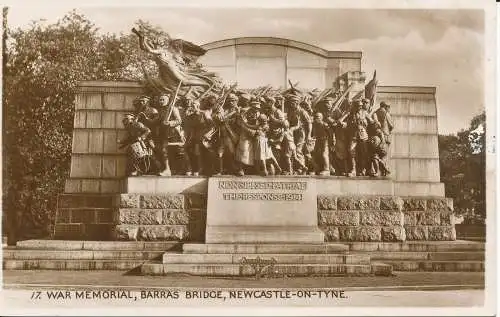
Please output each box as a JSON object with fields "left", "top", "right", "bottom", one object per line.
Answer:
{"left": 439, "top": 110, "right": 486, "bottom": 224}
{"left": 2, "top": 10, "right": 177, "bottom": 243}
{"left": 3, "top": 11, "right": 117, "bottom": 243}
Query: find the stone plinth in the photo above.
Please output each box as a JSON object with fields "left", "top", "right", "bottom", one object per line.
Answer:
{"left": 125, "top": 176, "right": 208, "bottom": 194}
{"left": 205, "top": 176, "right": 324, "bottom": 243}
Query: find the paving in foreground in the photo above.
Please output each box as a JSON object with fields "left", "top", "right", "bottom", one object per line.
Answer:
{"left": 1, "top": 271, "right": 487, "bottom": 311}
{"left": 3, "top": 270, "right": 484, "bottom": 290}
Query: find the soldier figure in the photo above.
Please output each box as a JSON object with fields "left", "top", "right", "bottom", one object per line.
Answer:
{"left": 346, "top": 98, "right": 372, "bottom": 176}
{"left": 183, "top": 99, "right": 204, "bottom": 176}
{"left": 133, "top": 95, "right": 160, "bottom": 173}
{"left": 198, "top": 94, "right": 221, "bottom": 175}
{"left": 300, "top": 94, "right": 314, "bottom": 115}
{"left": 262, "top": 95, "right": 287, "bottom": 173}
{"left": 135, "top": 95, "right": 159, "bottom": 131}
{"left": 330, "top": 117, "right": 349, "bottom": 176}
{"left": 211, "top": 93, "right": 240, "bottom": 175}
{"left": 311, "top": 112, "right": 331, "bottom": 176}
{"left": 287, "top": 94, "right": 313, "bottom": 175}
{"left": 119, "top": 114, "right": 154, "bottom": 176}
{"left": 235, "top": 100, "right": 263, "bottom": 175}
{"left": 367, "top": 121, "right": 389, "bottom": 177}
{"left": 370, "top": 101, "right": 393, "bottom": 176}
{"left": 156, "top": 92, "right": 183, "bottom": 176}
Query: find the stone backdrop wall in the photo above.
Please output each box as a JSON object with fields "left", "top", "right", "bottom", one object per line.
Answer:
{"left": 65, "top": 81, "right": 141, "bottom": 195}
{"left": 199, "top": 37, "right": 362, "bottom": 89}
{"left": 380, "top": 86, "right": 444, "bottom": 197}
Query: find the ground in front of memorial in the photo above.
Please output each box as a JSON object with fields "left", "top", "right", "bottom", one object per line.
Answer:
{"left": 2, "top": 270, "right": 485, "bottom": 308}
{"left": 3, "top": 270, "right": 484, "bottom": 290}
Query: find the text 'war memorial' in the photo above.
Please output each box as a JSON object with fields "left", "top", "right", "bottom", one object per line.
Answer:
{"left": 49, "top": 27, "right": 457, "bottom": 277}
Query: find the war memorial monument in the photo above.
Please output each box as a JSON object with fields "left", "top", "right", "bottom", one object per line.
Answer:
{"left": 5, "top": 26, "right": 483, "bottom": 278}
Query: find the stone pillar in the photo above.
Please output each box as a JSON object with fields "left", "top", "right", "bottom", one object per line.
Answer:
{"left": 65, "top": 81, "right": 143, "bottom": 194}
{"left": 377, "top": 86, "right": 445, "bottom": 197}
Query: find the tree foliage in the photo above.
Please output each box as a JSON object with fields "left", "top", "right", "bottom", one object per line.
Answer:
{"left": 3, "top": 9, "right": 179, "bottom": 242}
{"left": 439, "top": 111, "right": 486, "bottom": 224}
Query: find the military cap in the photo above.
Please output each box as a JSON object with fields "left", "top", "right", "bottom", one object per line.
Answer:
{"left": 227, "top": 93, "right": 238, "bottom": 101}
{"left": 123, "top": 113, "right": 136, "bottom": 122}
{"left": 380, "top": 101, "right": 391, "bottom": 108}
{"left": 138, "top": 95, "right": 151, "bottom": 101}
{"left": 314, "top": 112, "right": 324, "bottom": 119}
{"left": 249, "top": 100, "right": 261, "bottom": 109}
{"left": 286, "top": 93, "right": 301, "bottom": 103}
{"left": 239, "top": 93, "right": 251, "bottom": 101}
{"left": 264, "top": 95, "right": 276, "bottom": 103}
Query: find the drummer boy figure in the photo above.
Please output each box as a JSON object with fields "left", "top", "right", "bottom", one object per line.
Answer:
{"left": 119, "top": 113, "right": 153, "bottom": 176}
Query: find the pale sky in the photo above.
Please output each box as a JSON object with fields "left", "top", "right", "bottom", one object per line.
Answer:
{"left": 6, "top": 5, "right": 486, "bottom": 134}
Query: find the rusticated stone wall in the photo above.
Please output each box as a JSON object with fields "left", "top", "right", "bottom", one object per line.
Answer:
{"left": 317, "top": 195, "right": 455, "bottom": 242}
{"left": 114, "top": 193, "right": 207, "bottom": 241}
{"left": 105, "top": 194, "right": 455, "bottom": 242}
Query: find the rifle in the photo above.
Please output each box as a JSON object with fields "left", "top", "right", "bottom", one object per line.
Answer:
{"left": 163, "top": 80, "right": 183, "bottom": 125}
{"left": 201, "top": 83, "right": 238, "bottom": 149}
{"left": 329, "top": 83, "right": 354, "bottom": 117}
{"left": 215, "top": 83, "right": 238, "bottom": 113}
{"left": 255, "top": 85, "right": 272, "bottom": 99}
{"left": 312, "top": 87, "right": 334, "bottom": 108}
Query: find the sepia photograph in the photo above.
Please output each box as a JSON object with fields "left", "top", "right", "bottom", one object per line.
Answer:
{"left": 0, "top": 0, "right": 496, "bottom": 315}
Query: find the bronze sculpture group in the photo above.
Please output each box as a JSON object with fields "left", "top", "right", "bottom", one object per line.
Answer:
{"left": 119, "top": 28, "right": 393, "bottom": 178}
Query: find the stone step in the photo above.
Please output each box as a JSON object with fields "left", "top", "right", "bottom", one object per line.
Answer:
{"left": 347, "top": 241, "right": 485, "bottom": 252}
{"left": 354, "top": 251, "right": 485, "bottom": 261}
{"left": 15, "top": 240, "right": 181, "bottom": 251}
{"left": 141, "top": 262, "right": 392, "bottom": 276}
{"left": 182, "top": 243, "right": 349, "bottom": 254}
{"left": 162, "top": 253, "right": 370, "bottom": 265}
{"left": 3, "top": 259, "right": 146, "bottom": 270}
{"left": 2, "top": 249, "right": 164, "bottom": 260}
{"left": 382, "top": 260, "right": 485, "bottom": 272}
{"left": 205, "top": 226, "right": 325, "bottom": 244}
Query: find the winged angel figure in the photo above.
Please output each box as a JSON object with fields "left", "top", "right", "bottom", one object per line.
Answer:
{"left": 132, "top": 27, "right": 224, "bottom": 100}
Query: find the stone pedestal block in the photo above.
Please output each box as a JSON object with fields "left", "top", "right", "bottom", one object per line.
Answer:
{"left": 205, "top": 177, "right": 324, "bottom": 243}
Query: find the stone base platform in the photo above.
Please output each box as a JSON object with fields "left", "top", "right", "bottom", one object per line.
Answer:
{"left": 140, "top": 243, "right": 392, "bottom": 277}
{"left": 3, "top": 240, "right": 484, "bottom": 273}
{"left": 205, "top": 226, "right": 325, "bottom": 244}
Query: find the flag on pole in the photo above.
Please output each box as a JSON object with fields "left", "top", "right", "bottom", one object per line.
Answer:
{"left": 365, "top": 70, "right": 378, "bottom": 111}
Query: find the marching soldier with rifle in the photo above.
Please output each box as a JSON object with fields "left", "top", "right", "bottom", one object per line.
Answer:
{"left": 329, "top": 109, "right": 350, "bottom": 177}
{"left": 156, "top": 83, "right": 184, "bottom": 176}
{"left": 183, "top": 99, "right": 204, "bottom": 176}
{"left": 200, "top": 85, "right": 238, "bottom": 175}
{"left": 261, "top": 95, "right": 286, "bottom": 174}
{"left": 369, "top": 101, "right": 393, "bottom": 176}
{"left": 345, "top": 98, "right": 373, "bottom": 177}
{"left": 235, "top": 99, "right": 263, "bottom": 175}
{"left": 311, "top": 112, "right": 331, "bottom": 176}
{"left": 212, "top": 91, "right": 240, "bottom": 175}
{"left": 286, "top": 93, "right": 313, "bottom": 175}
